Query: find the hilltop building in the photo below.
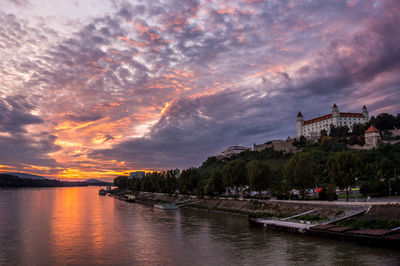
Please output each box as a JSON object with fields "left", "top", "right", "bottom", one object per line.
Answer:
{"left": 296, "top": 104, "right": 369, "bottom": 138}
{"left": 128, "top": 171, "right": 145, "bottom": 179}
{"left": 217, "top": 146, "right": 250, "bottom": 159}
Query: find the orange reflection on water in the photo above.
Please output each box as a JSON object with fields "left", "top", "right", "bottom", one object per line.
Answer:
{"left": 49, "top": 187, "right": 109, "bottom": 261}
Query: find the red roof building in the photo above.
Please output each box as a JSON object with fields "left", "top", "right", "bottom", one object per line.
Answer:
{"left": 365, "top": 125, "right": 379, "bottom": 133}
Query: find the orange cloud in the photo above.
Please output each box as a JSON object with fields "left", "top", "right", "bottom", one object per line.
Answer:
{"left": 117, "top": 35, "right": 147, "bottom": 47}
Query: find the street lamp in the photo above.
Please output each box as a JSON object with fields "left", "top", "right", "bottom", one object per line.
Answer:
{"left": 355, "top": 177, "right": 358, "bottom": 202}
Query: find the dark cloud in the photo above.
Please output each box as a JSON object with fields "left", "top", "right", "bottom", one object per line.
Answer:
{"left": 0, "top": 97, "right": 43, "bottom": 133}
{"left": 90, "top": 89, "right": 295, "bottom": 169}
{"left": 0, "top": 96, "right": 60, "bottom": 167}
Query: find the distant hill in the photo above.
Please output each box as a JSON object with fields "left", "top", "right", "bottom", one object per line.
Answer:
{"left": 5, "top": 172, "right": 48, "bottom": 180}
{"left": 0, "top": 174, "right": 87, "bottom": 188}
{"left": 85, "top": 179, "right": 113, "bottom": 186}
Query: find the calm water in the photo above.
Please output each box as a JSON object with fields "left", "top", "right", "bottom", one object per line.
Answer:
{"left": 0, "top": 187, "right": 399, "bottom": 266}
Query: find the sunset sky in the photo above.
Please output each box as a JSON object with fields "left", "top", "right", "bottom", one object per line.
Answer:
{"left": 1, "top": 0, "right": 399, "bottom": 180}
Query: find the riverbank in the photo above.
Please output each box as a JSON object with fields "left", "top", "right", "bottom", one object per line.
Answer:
{"left": 113, "top": 191, "right": 400, "bottom": 225}
{"left": 111, "top": 190, "right": 400, "bottom": 248}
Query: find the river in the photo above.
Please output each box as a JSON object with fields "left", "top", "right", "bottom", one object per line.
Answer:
{"left": 0, "top": 187, "right": 398, "bottom": 265}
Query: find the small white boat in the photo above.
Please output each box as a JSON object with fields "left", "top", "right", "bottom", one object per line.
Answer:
{"left": 154, "top": 203, "right": 179, "bottom": 210}
{"left": 125, "top": 195, "right": 136, "bottom": 202}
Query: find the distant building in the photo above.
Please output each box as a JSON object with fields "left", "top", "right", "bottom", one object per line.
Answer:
{"left": 128, "top": 171, "right": 145, "bottom": 179}
{"left": 389, "top": 128, "right": 400, "bottom": 137}
{"left": 296, "top": 104, "right": 369, "bottom": 138}
{"left": 364, "top": 125, "right": 381, "bottom": 147}
{"left": 173, "top": 168, "right": 181, "bottom": 178}
{"left": 217, "top": 146, "right": 250, "bottom": 159}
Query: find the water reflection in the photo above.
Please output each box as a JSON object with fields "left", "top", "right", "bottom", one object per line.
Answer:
{"left": 0, "top": 187, "right": 399, "bottom": 265}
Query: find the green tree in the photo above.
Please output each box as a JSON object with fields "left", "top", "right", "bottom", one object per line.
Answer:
{"left": 371, "top": 113, "right": 396, "bottom": 130}
{"left": 283, "top": 152, "right": 316, "bottom": 198}
{"left": 204, "top": 170, "right": 225, "bottom": 196}
{"left": 351, "top": 123, "right": 369, "bottom": 137}
{"left": 293, "top": 135, "right": 307, "bottom": 147}
{"left": 320, "top": 129, "right": 328, "bottom": 138}
{"left": 114, "top": 176, "right": 129, "bottom": 190}
{"left": 329, "top": 125, "right": 349, "bottom": 138}
{"left": 396, "top": 113, "right": 400, "bottom": 128}
{"left": 223, "top": 159, "right": 247, "bottom": 194}
{"left": 246, "top": 160, "right": 271, "bottom": 197}
{"left": 328, "top": 151, "right": 362, "bottom": 201}
{"left": 178, "top": 167, "right": 200, "bottom": 194}
{"left": 164, "top": 169, "right": 177, "bottom": 194}
{"left": 131, "top": 178, "right": 141, "bottom": 192}
{"left": 141, "top": 174, "right": 153, "bottom": 192}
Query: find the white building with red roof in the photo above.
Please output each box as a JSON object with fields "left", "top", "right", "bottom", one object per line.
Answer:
{"left": 296, "top": 104, "right": 369, "bottom": 138}
{"left": 364, "top": 125, "right": 381, "bottom": 147}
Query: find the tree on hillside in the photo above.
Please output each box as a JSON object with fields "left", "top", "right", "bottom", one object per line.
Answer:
{"left": 329, "top": 125, "right": 349, "bottom": 138}
{"left": 246, "top": 160, "right": 271, "bottom": 197}
{"left": 283, "top": 152, "right": 316, "bottom": 198}
{"left": 321, "top": 135, "right": 346, "bottom": 151}
{"left": 396, "top": 113, "right": 400, "bottom": 128}
{"left": 293, "top": 135, "right": 307, "bottom": 147}
{"left": 223, "top": 159, "right": 247, "bottom": 194}
{"left": 328, "top": 151, "right": 362, "bottom": 202}
{"left": 370, "top": 113, "right": 397, "bottom": 130}
{"left": 351, "top": 123, "right": 369, "bottom": 137}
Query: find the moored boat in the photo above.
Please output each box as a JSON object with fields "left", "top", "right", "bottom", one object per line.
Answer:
{"left": 99, "top": 189, "right": 106, "bottom": 195}
{"left": 125, "top": 194, "right": 136, "bottom": 202}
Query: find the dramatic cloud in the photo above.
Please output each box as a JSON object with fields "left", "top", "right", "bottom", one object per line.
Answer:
{"left": 0, "top": 97, "right": 60, "bottom": 169}
{"left": 0, "top": 0, "right": 399, "bottom": 178}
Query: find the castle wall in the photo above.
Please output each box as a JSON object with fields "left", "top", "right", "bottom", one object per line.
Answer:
{"left": 253, "top": 140, "right": 297, "bottom": 153}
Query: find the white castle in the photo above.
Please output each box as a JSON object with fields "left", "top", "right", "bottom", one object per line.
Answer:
{"left": 296, "top": 104, "right": 369, "bottom": 138}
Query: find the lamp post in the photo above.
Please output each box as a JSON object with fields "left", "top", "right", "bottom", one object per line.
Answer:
{"left": 355, "top": 177, "right": 358, "bottom": 202}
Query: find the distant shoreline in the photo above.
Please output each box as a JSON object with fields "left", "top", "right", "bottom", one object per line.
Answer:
{"left": 0, "top": 174, "right": 112, "bottom": 188}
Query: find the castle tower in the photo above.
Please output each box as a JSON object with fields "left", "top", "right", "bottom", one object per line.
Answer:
{"left": 332, "top": 103, "right": 340, "bottom": 126}
{"left": 296, "top": 112, "right": 304, "bottom": 137}
{"left": 362, "top": 105, "right": 369, "bottom": 121}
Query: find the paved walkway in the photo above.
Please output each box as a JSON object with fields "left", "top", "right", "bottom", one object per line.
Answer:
{"left": 267, "top": 199, "right": 400, "bottom": 206}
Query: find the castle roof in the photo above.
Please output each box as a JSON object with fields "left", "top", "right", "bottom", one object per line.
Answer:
{"left": 303, "top": 112, "right": 364, "bottom": 125}
{"left": 297, "top": 112, "right": 303, "bottom": 117}
{"left": 340, "top": 112, "right": 364, "bottom": 118}
{"left": 365, "top": 125, "right": 379, "bottom": 133}
{"left": 304, "top": 114, "right": 332, "bottom": 125}
{"left": 333, "top": 104, "right": 338, "bottom": 108}
{"left": 363, "top": 105, "right": 367, "bottom": 109}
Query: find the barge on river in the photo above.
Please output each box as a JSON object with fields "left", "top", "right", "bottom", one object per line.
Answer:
{"left": 248, "top": 217, "right": 400, "bottom": 247}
